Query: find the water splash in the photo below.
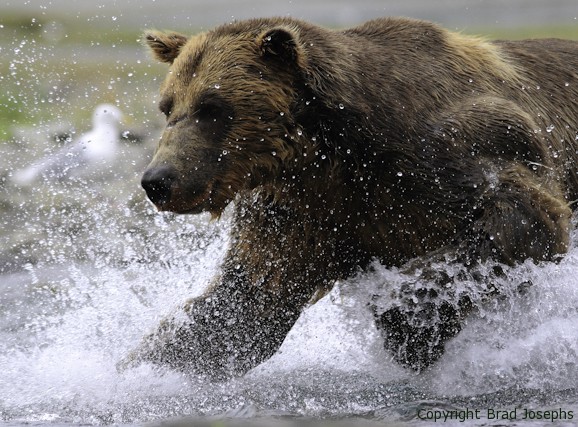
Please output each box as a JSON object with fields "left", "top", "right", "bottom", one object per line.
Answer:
{"left": 2, "top": 168, "right": 578, "bottom": 425}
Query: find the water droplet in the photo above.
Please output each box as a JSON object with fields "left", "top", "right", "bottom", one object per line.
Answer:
{"left": 214, "top": 83, "right": 220, "bottom": 89}
{"left": 546, "top": 125, "right": 555, "bottom": 133}
{"left": 112, "top": 16, "right": 117, "bottom": 21}
{"left": 397, "top": 171, "right": 403, "bottom": 177}
{"left": 338, "top": 103, "right": 345, "bottom": 109}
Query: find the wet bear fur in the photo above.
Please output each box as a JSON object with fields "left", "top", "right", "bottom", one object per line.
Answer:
{"left": 128, "top": 16, "right": 578, "bottom": 378}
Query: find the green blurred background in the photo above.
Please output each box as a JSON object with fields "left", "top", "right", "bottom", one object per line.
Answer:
{"left": 1, "top": 0, "right": 577, "bottom": 140}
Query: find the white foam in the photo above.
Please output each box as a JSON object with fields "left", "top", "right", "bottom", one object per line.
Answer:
{"left": 2, "top": 208, "right": 578, "bottom": 422}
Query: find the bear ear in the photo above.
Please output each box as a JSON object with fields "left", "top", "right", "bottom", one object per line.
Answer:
{"left": 258, "top": 27, "right": 301, "bottom": 64}
{"left": 144, "top": 30, "right": 189, "bottom": 64}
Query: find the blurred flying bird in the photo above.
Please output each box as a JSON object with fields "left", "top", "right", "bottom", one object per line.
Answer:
{"left": 12, "top": 104, "right": 124, "bottom": 185}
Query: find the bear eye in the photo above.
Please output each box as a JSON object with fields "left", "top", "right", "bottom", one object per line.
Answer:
{"left": 194, "top": 90, "right": 234, "bottom": 124}
{"left": 196, "top": 103, "right": 222, "bottom": 122}
{"left": 193, "top": 93, "right": 234, "bottom": 140}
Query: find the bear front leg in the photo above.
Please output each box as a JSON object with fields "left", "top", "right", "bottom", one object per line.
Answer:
{"left": 374, "top": 257, "right": 505, "bottom": 371}
{"left": 119, "top": 266, "right": 311, "bottom": 379}
{"left": 375, "top": 279, "right": 469, "bottom": 371}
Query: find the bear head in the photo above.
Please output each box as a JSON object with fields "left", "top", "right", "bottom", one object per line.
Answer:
{"left": 140, "top": 19, "right": 345, "bottom": 216}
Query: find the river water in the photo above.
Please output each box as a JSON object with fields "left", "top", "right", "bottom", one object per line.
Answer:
{"left": 2, "top": 128, "right": 578, "bottom": 426}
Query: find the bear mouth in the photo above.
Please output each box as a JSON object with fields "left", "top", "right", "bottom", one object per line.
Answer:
{"left": 157, "top": 181, "right": 215, "bottom": 214}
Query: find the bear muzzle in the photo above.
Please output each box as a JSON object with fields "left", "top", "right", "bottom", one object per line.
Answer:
{"left": 141, "top": 165, "right": 177, "bottom": 207}
{"left": 141, "top": 165, "right": 214, "bottom": 214}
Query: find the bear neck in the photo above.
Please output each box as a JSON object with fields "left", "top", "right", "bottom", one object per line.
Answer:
{"left": 242, "top": 149, "right": 422, "bottom": 270}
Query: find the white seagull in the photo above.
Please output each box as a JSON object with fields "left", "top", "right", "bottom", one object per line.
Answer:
{"left": 12, "top": 104, "right": 124, "bottom": 185}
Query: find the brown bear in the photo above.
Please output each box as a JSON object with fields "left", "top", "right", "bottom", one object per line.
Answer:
{"left": 125, "top": 16, "right": 578, "bottom": 378}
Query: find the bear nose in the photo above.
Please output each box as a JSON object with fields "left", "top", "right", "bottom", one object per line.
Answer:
{"left": 141, "top": 166, "right": 178, "bottom": 206}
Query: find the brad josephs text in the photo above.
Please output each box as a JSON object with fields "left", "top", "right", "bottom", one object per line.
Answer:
{"left": 417, "top": 407, "right": 574, "bottom": 422}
